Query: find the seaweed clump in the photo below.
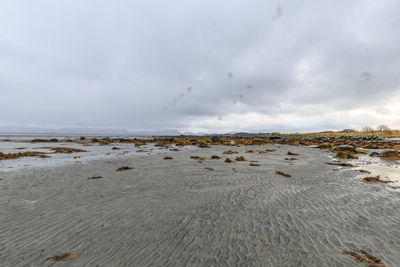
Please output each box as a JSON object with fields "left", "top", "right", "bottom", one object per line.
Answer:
{"left": 116, "top": 166, "right": 134, "bottom": 172}
{"left": 335, "top": 151, "right": 358, "bottom": 159}
{"left": 50, "top": 147, "right": 87, "bottom": 154}
{"left": 235, "top": 156, "right": 246, "bottom": 161}
{"left": 343, "top": 249, "right": 385, "bottom": 266}
{"left": 0, "top": 151, "right": 49, "bottom": 160}
{"left": 190, "top": 156, "right": 206, "bottom": 161}
{"left": 275, "top": 171, "right": 291, "bottom": 177}
{"left": 363, "top": 176, "right": 391, "bottom": 183}
{"left": 257, "top": 149, "right": 276, "bottom": 153}
{"left": 88, "top": 176, "right": 102, "bottom": 179}
{"left": 380, "top": 150, "right": 400, "bottom": 161}
{"left": 53, "top": 253, "right": 81, "bottom": 261}
{"left": 326, "top": 162, "right": 354, "bottom": 167}
{"left": 222, "top": 150, "right": 239, "bottom": 155}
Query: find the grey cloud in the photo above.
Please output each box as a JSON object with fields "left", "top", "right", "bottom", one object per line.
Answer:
{"left": 1, "top": 0, "right": 400, "bottom": 133}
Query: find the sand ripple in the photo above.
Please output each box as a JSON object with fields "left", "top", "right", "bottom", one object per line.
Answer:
{"left": 1, "top": 145, "right": 400, "bottom": 266}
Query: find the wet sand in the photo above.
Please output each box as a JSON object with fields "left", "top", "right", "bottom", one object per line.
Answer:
{"left": 1, "top": 144, "right": 400, "bottom": 266}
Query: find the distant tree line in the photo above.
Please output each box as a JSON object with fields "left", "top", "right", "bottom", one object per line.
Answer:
{"left": 340, "top": 125, "right": 394, "bottom": 134}
{"left": 361, "top": 125, "right": 392, "bottom": 134}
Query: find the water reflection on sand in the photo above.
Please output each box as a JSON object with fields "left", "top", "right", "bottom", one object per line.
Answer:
{"left": 0, "top": 139, "right": 196, "bottom": 171}
{"left": 356, "top": 151, "right": 400, "bottom": 188}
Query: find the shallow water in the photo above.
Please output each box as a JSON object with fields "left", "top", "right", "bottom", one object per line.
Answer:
{"left": 0, "top": 136, "right": 196, "bottom": 171}
{"left": 324, "top": 147, "right": 400, "bottom": 190}
{"left": 355, "top": 151, "right": 400, "bottom": 188}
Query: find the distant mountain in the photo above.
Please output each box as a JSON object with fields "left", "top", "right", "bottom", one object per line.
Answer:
{"left": 127, "top": 129, "right": 182, "bottom": 136}
{"left": 0, "top": 126, "right": 181, "bottom": 136}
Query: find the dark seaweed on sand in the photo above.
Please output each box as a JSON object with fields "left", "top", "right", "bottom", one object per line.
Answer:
{"left": 116, "top": 166, "right": 133, "bottom": 172}
{"left": 275, "top": 170, "right": 291, "bottom": 177}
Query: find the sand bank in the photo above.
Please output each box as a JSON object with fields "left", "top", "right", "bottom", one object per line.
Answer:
{"left": 1, "top": 145, "right": 399, "bottom": 266}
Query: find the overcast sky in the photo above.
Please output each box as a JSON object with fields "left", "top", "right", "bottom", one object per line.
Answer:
{"left": 1, "top": 0, "right": 400, "bottom": 134}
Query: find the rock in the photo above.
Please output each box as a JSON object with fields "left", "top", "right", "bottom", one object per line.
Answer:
{"left": 211, "top": 136, "right": 221, "bottom": 143}
{"left": 269, "top": 136, "right": 282, "bottom": 140}
{"left": 369, "top": 152, "right": 380, "bottom": 157}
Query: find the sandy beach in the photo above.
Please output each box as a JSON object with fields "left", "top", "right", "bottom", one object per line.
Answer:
{"left": 4, "top": 0, "right": 400, "bottom": 265}
{"left": 1, "top": 144, "right": 400, "bottom": 266}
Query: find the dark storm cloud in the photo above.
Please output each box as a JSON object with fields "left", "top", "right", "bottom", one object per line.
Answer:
{"left": 1, "top": 0, "right": 400, "bottom": 133}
